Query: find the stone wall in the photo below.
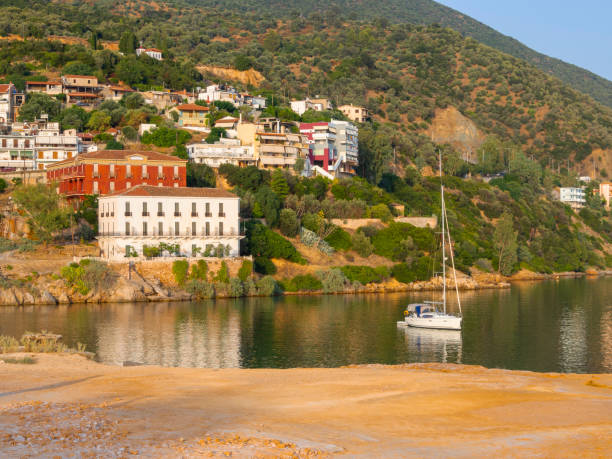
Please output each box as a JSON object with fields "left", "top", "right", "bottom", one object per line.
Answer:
{"left": 331, "top": 216, "right": 437, "bottom": 230}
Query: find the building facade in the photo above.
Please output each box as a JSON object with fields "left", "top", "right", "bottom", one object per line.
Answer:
{"left": 599, "top": 183, "right": 612, "bottom": 209}
{"left": 25, "top": 81, "right": 63, "bottom": 95}
{"left": 46, "top": 150, "right": 187, "bottom": 201}
{"left": 136, "top": 47, "right": 163, "bottom": 60}
{"left": 97, "top": 185, "right": 242, "bottom": 259}
{"left": 61, "top": 75, "right": 101, "bottom": 106}
{"left": 338, "top": 104, "right": 369, "bottom": 123}
{"left": 35, "top": 128, "right": 82, "bottom": 170}
{"left": 0, "top": 83, "right": 25, "bottom": 124}
{"left": 187, "top": 138, "right": 256, "bottom": 168}
{"left": 330, "top": 119, "right": 359, "bottom": 175}
{"left": 176, "top": 103, "right": 209, "bottom": 128}
{"left": 300, "top": 122, "right": 338, "bottom": 172}
{"left": 559, "top": 187, "right": 586, "bottom": 209}
{"left": 0, "top": 132, "right": 35, "bottom": 170}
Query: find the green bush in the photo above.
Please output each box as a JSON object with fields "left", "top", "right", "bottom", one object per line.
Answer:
{"left": 279, "top": 208, "right": 300, "bottom": 237}
{"left": 351, "top": 231, "right": 374, "bottom": 257}
{"left": 256, "top": 276, "right": 280, "bottom": 296}
{"left": 324, "top": 227, "right": 352, "bottom": 251}
{"left": 317, "top": 268, "right": 348, "bottom": 293}
{"left": 172, "top": 260, "right": 189, "bottom": 286}
{"left": 391, "top": 257, "right": 434, "bottom": 283}
{"left": 247, "top": 222, "right": 306, "bottom": 264}
{"left": 254, "top": 257, "right": 277, "bottom": 275}
{"left": 339, "top": 265, "right": 388, "bottom": 284}
{"left": 215, "top": 261, "right": 230, "bottom": 283}
{"left": 61, "top": 259, "right": 116, "bottom": 294}
{"left": 237, "top": 259, "right": 253, "bottom": 281}
{"left": 283, "top": 274, "right": 323, "bottom": 292}
{"left": 190, "top": 260, "right": 208, "bottom": 280}
{"left": 143, "top": 245, "right": 160, "bottom": 258}
{"left": 369, "top": 203, "right": 393, "bottom": 222}
{"left": 229, "top": 278, "right": 244, "bottom": 297}
{"left": 372, "top": 223, "right": 435, "bottom": 260}
{"left": 186, "top": 279, "right": 215, "bottom": 299}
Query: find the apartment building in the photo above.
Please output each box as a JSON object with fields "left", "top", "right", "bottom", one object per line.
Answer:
{"left": 187, "top": 138, "right": 256, "bottom": 168}
{"left": 599, "top": 183, "right": 612, "bottom": 209}
{"left": 0, "top": 132, "right": 35, "bottom": 170}
{"left": 330, "top": 120, "right": 359, "bottom": 175}
{"left": 300, "top": 122, "right": 338, "bottom": 172}
{"left": 35, "top": 126, "right": 83, "bottom": 170}
{"left": 46, "top": 150, "right": 187, "bottom": 201}
{"left": 0, "top": 83, "right": 25, "bottom": 124}
{"left": 338, "top": 104, "right": 369, "bottom": 123}
{"left": 176, "top": 103, "right": 209, "bottom": 129}
{"left": 97, "top": 185, "right": 242, "bottom": 259}
{"left": 559, "top": 187, "right": 586, "bottom": 209}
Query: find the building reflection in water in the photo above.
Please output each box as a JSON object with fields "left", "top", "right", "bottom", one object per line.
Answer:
{"left": 95, "top": 302, "right": 241, "bottom": 367}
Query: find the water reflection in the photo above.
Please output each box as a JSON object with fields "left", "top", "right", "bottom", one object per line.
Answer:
{"left": 0, "top": 277, "right": 610, "bottom": 373}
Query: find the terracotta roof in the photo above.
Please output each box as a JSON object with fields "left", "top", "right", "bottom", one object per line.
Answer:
{"left": 63, "top": 75, "right": 97, "bottom": 80}
{"left": 146, "top": 48, "right": 162, "bottom": 53}
{"left": 26, "top": 81, "right": 61, "bottom": 85}
{"left": 103, "top": 184, "right": 237, "bottom": 199}
{"left": 108, "top": 85, "right": 134, "bottom": 92}
{"left": 176, "top": 103, "right": 209, "bottom": 112}
{"left": 67, "top": 92, "right": 99, "bottom": 98}
{"left": 48, "top": 150, "right": 186, "bottom": 168}
{"left": 0, "top": 84, "right": 12, "bottom": 93}
{"left": 216, "top": 116, "right": 239, "bottom": 122}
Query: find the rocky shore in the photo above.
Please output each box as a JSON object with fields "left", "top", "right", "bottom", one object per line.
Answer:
{"left": 0, "top": 353, "right": 610, "bottom": 457}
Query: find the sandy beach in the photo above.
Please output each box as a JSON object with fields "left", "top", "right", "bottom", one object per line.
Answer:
{"left": 1, "top": 354, "right": 611, "bottom": 457}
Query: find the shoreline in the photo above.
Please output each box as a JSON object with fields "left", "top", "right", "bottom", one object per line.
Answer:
{"left": 1, "top": 268, "right": 611, "bottom": 307}
{"left": 1, "top": 353, "right": 611, "bottom": 457}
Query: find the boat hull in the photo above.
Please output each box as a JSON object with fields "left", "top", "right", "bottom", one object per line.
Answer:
{"left": 404, "top": 315, "right": 462, "bottom": 331}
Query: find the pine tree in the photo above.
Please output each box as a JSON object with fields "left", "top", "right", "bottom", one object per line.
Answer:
{"left": 494, "top": 212, "right": 518, "bottom": 276}
{"left": 270, "top": 169, "right": 289, "bottom": 200}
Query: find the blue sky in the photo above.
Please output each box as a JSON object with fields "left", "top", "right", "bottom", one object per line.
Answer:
{"left": 436, "top": 1, "right": 612, "bottom": 81}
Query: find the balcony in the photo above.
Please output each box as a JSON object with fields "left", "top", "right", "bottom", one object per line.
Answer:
{"left": 142, "top": 212, "right": 150, "bottom": 217}
{"left": 110, "top": 172, "right": 116, "bottom": 178}
{"left": 124, "top": 212, "right": 132, "bottom": 217}
{"left": 93, "top": 172, "right": 100, "bottom": 178}
{"left": 173, "top": 175, "right": 179, "bottom": 180}
{"left": 143, "top": 174, "right": 149, "bottom": 179}
{"left": 218, "top": 212, "right": 226, "bottom": 217}
{"left": 174, "top": 212, "right": 181, "bottom": 217}
{"left": 191, "top": 212, "right": 198, "bottom": 217}
{"left": 157, "top": 211, "right": 165, "bottom": 216}
{"left": 205, "top": 212, "right": 212, "bottom": 217}
{"left": 127, "top": 173, "right": 132, "bottom": 178}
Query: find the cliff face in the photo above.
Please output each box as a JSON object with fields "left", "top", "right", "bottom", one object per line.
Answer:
{"left": 426, "top": 106, "right": 486, "bottom": 158}
{"left": 196, "top": 66, "right": 265, "bottom": 87}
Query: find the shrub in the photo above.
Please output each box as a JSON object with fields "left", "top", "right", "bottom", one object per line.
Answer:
{"left": 325, "top": 227, "right": 352, "bottom": 251}
{"left": 244, "top": 278, "right": 257, "bottom": 295}
{"left": 339, "top": 265, "right": 388, "bottom": 284}
{"left": 391, "top": 257, "right": 434, "bottom": 283}
{"left": 317, "top": 268, "right": 348, "bottom": 293}
{"left": 300, "top": 227, "right": 320, "bottom": 247}
{"left": 351, "top": 232, "right": 373, "bottom": 257}
{"left": 229, "top": 278, "right": 244, "bottom": 297}
{"left": 247, "top": 222, "right": 306, "bottom": 264}
{"left": 0, "top": 335, "right": 19, "bottom": 353}
{"left": 357, "top": 224, "right": 381, "bottom": 239}
{"left": 279, "top": 208, "right": 300, "bottom": 237}
{"left": 143, "top": 245, "right": 160, "bottom": 258}
{"left": 186, "top": 279, "right": 215, "bottom": 299}
{"left": 190, "top": 260, "right": 208, "bottom": 280}
{"left": 475, "top": 258, "right": 494, "bottom": 272}
{"left": 283, "top": 274, "right": 323, "bottom": 292}
{"left": 369, "top": 203, "right": 393, "bottom": 222}
{"left": 256, "top": 276, "right": 280, "bottom": 296}
{"left": 301, "top": 213, "right": 322, "bottom": 232}
{"left": 254, "top": 257, "right": 277, "bottom": 274}
{"left": 61, "top": 259, "right": 115, "bottom": 294}
{"left": 172, "top": 260, "right": 189, "bottom": 286}
{"left": 216, "top": 261, "right": 230, "bottom": 283}
{"left": 372, "top": 223, "right": 435, "bottom": 260}
{"left": 237, "top": 259, "right": 253, "bottom": 281}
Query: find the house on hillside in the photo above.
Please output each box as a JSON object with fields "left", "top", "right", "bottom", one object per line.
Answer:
{"left": 136, "top": 47, "right": 163, "bottom": 61}
{"left": 25, "top": 81, "right": 63, "bottom": 96}
{"left": 0, "top": 83, "right": 25, "bottom": 124}
{"left": 559, "top": 187, "right": 586, "bottom": 209}
{"left": 175, "top": 103, "right": 209, "bottom": 129}
{"left": 338, "top": 104, "right": 369, "bottom": 123}
{"left": 290, "top": 98, "right": 332, "bottom": 116}
{"left": 97, "top": 185, "right": 242, "bottom": 259}
{"left": 61, "top": 75, "right": 102, "bottom": 106}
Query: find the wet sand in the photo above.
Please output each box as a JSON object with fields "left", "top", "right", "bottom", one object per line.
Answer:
{"left": 1, "top": 354, "right": 611, "bottom": 457}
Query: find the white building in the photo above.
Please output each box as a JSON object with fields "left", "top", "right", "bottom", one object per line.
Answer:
{"left": 559, "top": 187, "right": 586, "bottom": 209}
{"left": 290, "top": 98, "right": 331, "bottom": 116}
{"left": 0, "top": 132, "right": 35, "bottom": 169}
{"left": 35, "top": 127, "right": 82, "bottom": 170}
{"left": 187, "top": 138, "right": 256, "bottom": 168}
{"left": 97, "top": 185, "right": 243, "bottom": 259}
{"left": 330, "top": 119, "right": 359, "bottom": 175}
{"left": 136, "top": 47, "right": 163, "bottom": 61}
{"left": 599, "top": 183, "right": 612, "bottom": 209}
{"left": 198, "top": 84, "right": 241, "bottom": 106}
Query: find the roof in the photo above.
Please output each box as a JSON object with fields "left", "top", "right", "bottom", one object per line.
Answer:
{"left": 102, "top": 184, "right": 237, "bottom": 199}
{"left": 67, "top": 92, "right": 99, "bottom": 98}
{"left": 256, "top": 131, "right": 287, "bottom": 137}
{"left": 63, "top": 75, "right": 97, "bottom": 80}
{"left": 26, "top": 81, "right": 61, "bottom": 85}
{"left": 145, "top": 48, "right": 163, "bottom": 53}
{"left": 48, "top": 150, "right": 186, "bottom": 168}
{"left": 0, "top": 84, "right": 13, "bottom": 93}
{"left": 216, "top": 116, "right": 239, "bottom": 123}
{"left": 108, "top": 85, "right": 134, "bottom": 92}
{"left": 176, "top": 103, "right": 209, "bottom": 112}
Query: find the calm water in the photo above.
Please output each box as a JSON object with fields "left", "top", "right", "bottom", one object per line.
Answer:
{"left": 1, "top": 277, "right": 611, "bottom": 373}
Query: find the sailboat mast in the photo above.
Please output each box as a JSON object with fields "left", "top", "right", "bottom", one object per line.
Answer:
{"left": 439, "top": 151, "right": 446, "bottom": 314}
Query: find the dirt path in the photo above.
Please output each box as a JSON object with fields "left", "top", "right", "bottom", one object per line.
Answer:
{"left": 1, "top": 354, "right": 611, "bottom": 457}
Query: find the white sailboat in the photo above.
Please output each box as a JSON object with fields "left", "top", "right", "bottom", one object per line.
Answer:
{"left": 398, "top": 153, "right": 463, "bottom": 331}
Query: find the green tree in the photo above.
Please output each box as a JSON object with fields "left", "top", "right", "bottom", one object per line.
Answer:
{"left": 12, "top": 184, "right": 71, "bottom": 243}
{"left": 263, "top": 31, "right": 282, "bottom": 52}
{"left": 187, "top": 163, "right": 216, "bottom": 187}
{"left": 270, "top": 169, "right": 289, "bottom": 200}
{"left": 119, "top": 31, "right": 138, "bottom": 54}
{"left": 87, "top": 110, "right": 112, "bottom": 131}
{"left": 494, "top": 212, "right": 518, "bottom": 276}
{"left": 18, "top": 93, "right": 61, "bottom": 122}
{"left": 205, "top": 127, "right": 227, "bottom": 143}
{"left": 62, "top": 61, "right": 94, "bottom": 76}
{"left": 279, "top": 208, "right": 300, "bottom": 237}
{"left": 237, "top": 259, "right": 253, "bottom": 281}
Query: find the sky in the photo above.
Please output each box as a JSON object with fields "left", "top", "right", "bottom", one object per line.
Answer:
{"left": 436, "top": 1, "right": 612, "bottom": 81}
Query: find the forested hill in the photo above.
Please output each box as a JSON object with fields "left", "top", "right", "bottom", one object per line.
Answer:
{"left": 185, "top": 0, "right": 612, "bottom": 109}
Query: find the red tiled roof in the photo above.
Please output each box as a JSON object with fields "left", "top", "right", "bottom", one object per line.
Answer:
{"left": 63, "top": 75, "right": 97, "bottom": 80}
{"left": 0, "top": 84, "right": 12, "bottom": 93}
{"left": 176, "top": 103, "right": 209, "bottom": 112}
{"left": 145, "top": 48, "right": 162, "bottom": 53}
{"left": 67, "top": 92, "right": 99, "bottom": 98}
{"left": 103, "top": 184, "right": 237, "bottom": 199}
{"left": 48, "top": 150, "right": 186, "bottom": 168}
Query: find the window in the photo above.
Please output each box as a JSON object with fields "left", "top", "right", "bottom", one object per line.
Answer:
{"left": 158, "top": 222, "right": 163, "bottom": 236}
{"left": 219, "top": 222, "right": 223, "bottom": 236}
{"left": 126, "top": 164, "right": 131, "bottom": 178}
{"left": 53, "top": 151, "right": 58, "bottom": 159}
{"left": 93, "top": 181, "right": 99, "bottom": 193}
{"left": 142, "top": 202, "right": 148, "bottom": 216}
{"left": 218, "top": 202, "right": 224, "bottom": 217}
{"left": 142, "top": 222, "right": 148, "bottom": 236}
{"left": 205, "top": 202, "right": 211, "bottom": 217}
{"left": 24, "top": 139, "right": 29, "bottom": 148}
{"left": 192, "top": 244, "right": 197, "bottom": 257}
{"left": 110, "top": 164, "right": 115, "bottom": 177}
{"left": 174, "top": 221, "right": 180, "bottom": 236}
{"left": 93, "top": 163, "right": 99, "bottom": 176}
{"left": 205, "top": 222, "right": 210, "bottom": 236}
{"left": 157, "top": 202, "right": 164, "bottom": 216}
{"left": 13, "top": 139, "right": 17, "bottom": 147}
{"left": 126, "top": 182, "right": 131, "bottom": 189}
{"left": 191, "top": 202, "right": 197, "bottom": 216}
{"left": 173, "top": 165, "right": 179, "bottom": 179}
{"left": 174, "top": 202, "right": 180, "bottom": 216}
{"left": 158, "top": 165, "right": 163, "bottom": 178}
{"left": 125, "top": 222, "right": 130, "bottom": 235}
{"left": 1, "top": 139, "right": 5, "bottom": 147}
{"left": 125, "top": 202, "right": 131, "bottom": 216}
{"left": 192, "top": 222, "right": 196, "bottom": 236}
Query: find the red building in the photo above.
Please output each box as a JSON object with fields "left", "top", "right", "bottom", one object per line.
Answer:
{"left": 46, "top": 150, "right": 187, "bottom": 201}
{"left": 299, "top": 122, "right": 338, "bottom": 172}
